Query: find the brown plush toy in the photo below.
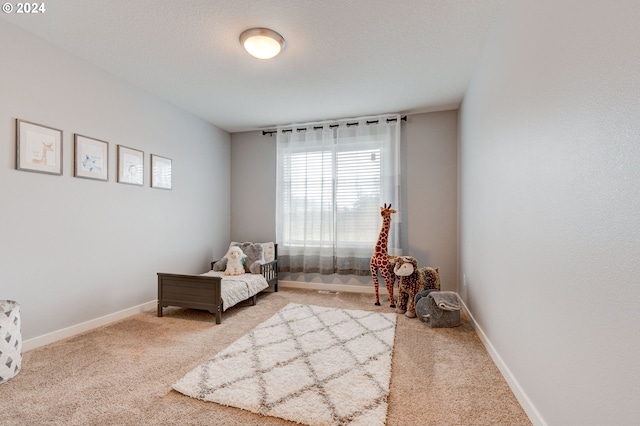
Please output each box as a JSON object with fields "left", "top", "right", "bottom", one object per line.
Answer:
{"left": 393, "top": 256, "right": 440, "bottom": 317}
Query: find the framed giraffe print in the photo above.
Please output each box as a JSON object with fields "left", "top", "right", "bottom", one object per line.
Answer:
{"left": 16, "top": 119, "right": 63, "bottom": 175}
{"left": 74, "top": 134, "right": 109, "bottom": 181}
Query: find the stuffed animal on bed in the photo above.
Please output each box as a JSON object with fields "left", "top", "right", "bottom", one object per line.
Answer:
{"left": 223, "top": 246, "right": 246, "bottom": 276}
{"left": 213, "top": 242, "right": 265, "bottom": 274}
{"left": 393, "top": 256, "right": 440, "bottom": 318}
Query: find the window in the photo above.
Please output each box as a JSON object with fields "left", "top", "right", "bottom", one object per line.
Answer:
{"left": 276, "top": 115, "right": 402, "bottom": 275}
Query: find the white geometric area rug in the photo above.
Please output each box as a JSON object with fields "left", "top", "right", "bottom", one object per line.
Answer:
{"left": 173, "top": 303, "right": 397, "bottom": 426}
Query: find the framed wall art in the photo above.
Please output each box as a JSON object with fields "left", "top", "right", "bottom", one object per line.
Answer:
{"left": 16, "top": 119, "right": 63, "bottom": 175}
{"left": 74, "top": 134, "right": 109, "bottom": 181}
{"left": 117, "top": 145, "right": 144, "bottom": 186}
{"left": 151, "top": 154, "right": 172, "bottom": 190}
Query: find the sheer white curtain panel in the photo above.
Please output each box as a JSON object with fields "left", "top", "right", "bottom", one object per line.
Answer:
{"left": 275, "top": 114, "right": 402, "bottom": 275}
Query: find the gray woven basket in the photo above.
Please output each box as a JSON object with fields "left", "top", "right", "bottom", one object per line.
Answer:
{"left": 415, "top": 292, "right": 461, "bottom": 328}
{"left": 0, "top": 300, "right": 22, "bottom": 384}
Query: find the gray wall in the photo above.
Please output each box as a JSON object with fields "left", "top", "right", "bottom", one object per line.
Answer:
{"left": 403, "top": 111, "right": 458, "bottom": 290}
{"left": 0, "top": 22, "right": 231, "bottom": 342}
{"left": 230, "top": 111, "right": 458, "bottom": 292}
{"left": 229, "top": 130, "right": 277, "bottom": 243}
{"left": 459, "top": 1, "right": 640, "bottom": 425}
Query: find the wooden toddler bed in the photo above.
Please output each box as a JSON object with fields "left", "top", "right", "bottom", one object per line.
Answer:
{"left": 157, "top": 243, "right": 278, "bottom": 324}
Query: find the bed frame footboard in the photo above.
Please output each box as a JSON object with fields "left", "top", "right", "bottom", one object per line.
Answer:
{"left": 157, "top": 273, "right": 223, "bottom": 324}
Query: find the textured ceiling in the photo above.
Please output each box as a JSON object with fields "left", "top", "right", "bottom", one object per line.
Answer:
{"left": 1, "top": 0, "right": 504, "bottom": 133}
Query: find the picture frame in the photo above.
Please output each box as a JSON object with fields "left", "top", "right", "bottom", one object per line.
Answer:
{"left": 151, "top": 154, "right": 172, "bottom": 190}
{"left": 117, "top": 145, "right": 144, "bottom": 186}
{"left": 16, "top": 119, "right": 63, "bottom": 175}
{"left": 74, "top": 134, "right": 109, "bottom": 181}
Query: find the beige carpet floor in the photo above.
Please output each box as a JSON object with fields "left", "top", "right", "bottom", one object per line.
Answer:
{"left": 0, "top": 288, "right": 531, "bottom": 425}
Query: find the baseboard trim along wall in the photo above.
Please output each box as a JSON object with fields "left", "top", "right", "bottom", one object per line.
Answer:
{"left": 278, "top": 280, "right": 394, "bottom": 295}
{"left": 458, "top": 298, "right": 546, "bottom": 426}
{"left": 22, "top": 284, "right": 378, "bottom": 351}
{"left": 22, "top": 301, "right": 157, "bottom": 352}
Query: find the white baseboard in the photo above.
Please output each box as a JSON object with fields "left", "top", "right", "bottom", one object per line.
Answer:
{"left": 21, "top": 285, "right": 377, "bottom": 352}
{"left": 22, "top": 300, "right": 157, "bottom": 352}
{"left": 278, "top": 280, "right": 393, "bottom": 295}
{"left": 458, "top": 298, "right": 546, "bottom": 426}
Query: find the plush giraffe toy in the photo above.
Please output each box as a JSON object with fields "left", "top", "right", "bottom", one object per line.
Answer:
{"left": 370, "top": 203, "right": 398, "bottom": 308}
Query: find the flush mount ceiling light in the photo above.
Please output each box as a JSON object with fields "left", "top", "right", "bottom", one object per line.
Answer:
{"left": 239, "top": 28, "right": 285, "bottom": 59}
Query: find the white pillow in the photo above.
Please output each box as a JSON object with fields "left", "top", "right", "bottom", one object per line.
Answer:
{"left": 260, "top": 242, "right": 275, "bottom": 263}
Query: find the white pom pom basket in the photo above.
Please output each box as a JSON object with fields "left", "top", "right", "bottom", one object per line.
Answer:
{"left": 0, "top": 300, "right": 22, "bottom": 384}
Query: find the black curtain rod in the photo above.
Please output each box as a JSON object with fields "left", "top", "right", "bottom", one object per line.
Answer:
{"left": 262, "top": 115, "right": 407, "bottom": 136}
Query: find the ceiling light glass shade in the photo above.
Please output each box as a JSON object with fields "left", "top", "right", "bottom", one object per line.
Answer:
{"left": 240, "top": 28, "right": 285, "bottom": 59}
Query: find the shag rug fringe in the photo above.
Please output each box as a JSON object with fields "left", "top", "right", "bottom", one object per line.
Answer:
{"left": 173, "top": 303, "right": 397, "bottom": 426}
